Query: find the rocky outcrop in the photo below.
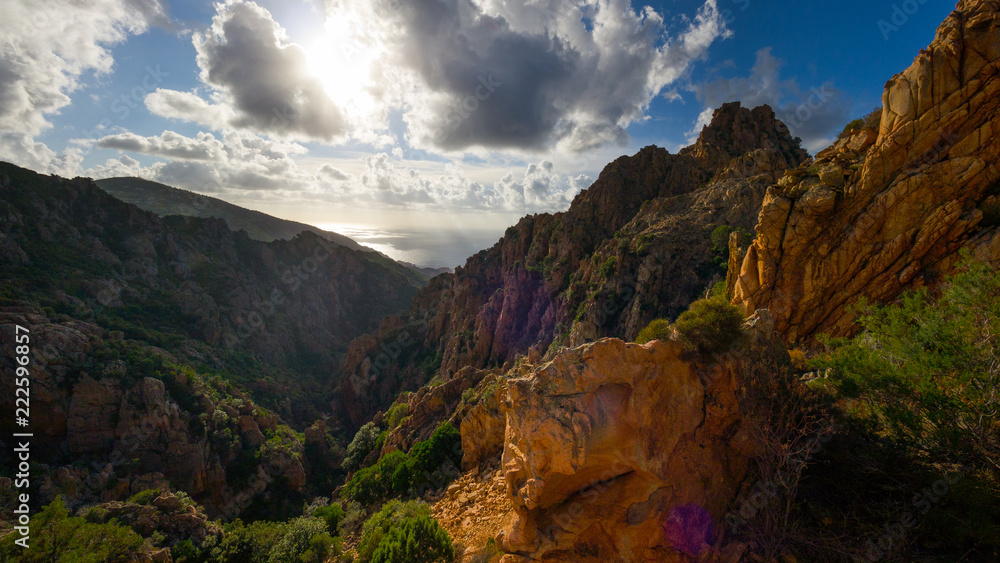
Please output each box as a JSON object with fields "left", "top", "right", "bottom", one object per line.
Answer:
{"left": 102, "top": 492, "right": 223, "bottom": 549}
{"left": 733, "top": 0, "right": 1000, "bottom": 342}
{"left": 338, "top": 103, "right": 808, "bottom": 428}
{"left": 495, "top": 322, "right": 779, "bottom": 562}
{"left": 378, "top": 366, "right": 493, "bottom": 458}
{"left": 459, "top": 374, "right": 508, "bottom": 470}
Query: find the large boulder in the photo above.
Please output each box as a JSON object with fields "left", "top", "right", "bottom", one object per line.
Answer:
{"left": 496, "top": 329, "right": 772, "bottom": 562}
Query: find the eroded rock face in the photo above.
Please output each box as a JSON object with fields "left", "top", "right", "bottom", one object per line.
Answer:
{"left": 734, "top": 0, "right": 1000, "bottom": 343}
{"left": 497, "top": 334, "right": 767, "bottom": 562}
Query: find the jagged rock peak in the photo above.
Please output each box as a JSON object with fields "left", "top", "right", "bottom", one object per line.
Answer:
{"left": 682, "top": 101, "right": 808, "bottom": 168}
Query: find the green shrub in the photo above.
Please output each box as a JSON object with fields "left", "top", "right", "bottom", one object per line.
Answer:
{"left": 343, "top": 422, "right": 461, "bottom": 503}
{"left": 370, "top": 514, "right": 454, "bottom": 563}
{"left": 266, "top": 516, "right": 339, "bottom": 563}
{"left": 358, "top": 501, "right": 452, "bottom": 563}
{"left": 313, "top": 503, "right": 346, "bottom": 536}
{"left": 838, "top": 107, "right": 881, "bottom": 139}
{"left": 343, "top": 422, "right": 381, "bottom": 473}
{"left": 211, "top": 519, "right": 287, "bottom": 563}
{"left": 385, "top": 402, "right": 409, "bottom": 429}
{"left": 128, "top": 488, "right": 161, "bottom": 505}
{"left": 0, "top": 497, "right": 145, "bottom": 562}
{"left": 837, "top": 118, "right": 864, "bottom": 139}
{"left": 816, "top": 258, "right": 1000, "bottom": 467}
{"left": 673, "top": 297, "right": 745, "bottom": 354}
{"left": 342, "top": 451, "right": 407, "bottom": 505}
{"left": 172, "top": 539, "right": 200, "bottom": 562}
{"left": 635, "top": 319, "right": 672, "bottom": 344}
{"left": 80, "top": 505, "right": 109, "bottom": 524}
{"left": 598, "top": 257, "right": 616, "bottom": 277}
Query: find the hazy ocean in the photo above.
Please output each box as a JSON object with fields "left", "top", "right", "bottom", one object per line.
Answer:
{"left": 318, "top": 225, "right": 506, "bottom": 269}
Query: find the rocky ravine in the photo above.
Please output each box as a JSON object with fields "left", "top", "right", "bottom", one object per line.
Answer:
{"left": 733, "top": 0, "right": 1000, "bottom": 343}
{"left": 338, "top": 103, "right": 808, "bottom": 428}
{"left": 0, "top": 162, "right": 425, "bottom": 424}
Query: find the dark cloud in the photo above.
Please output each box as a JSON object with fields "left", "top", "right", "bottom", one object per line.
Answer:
{"left": 192, "top": 1, "right": 348, "bottom": 141}
{"left": 379, "top": 0, "right": 729, "bottom": 152}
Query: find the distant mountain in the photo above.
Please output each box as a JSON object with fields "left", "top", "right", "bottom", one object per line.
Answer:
{"left": 96, "top": 176, "right": 367, "bottom": 251}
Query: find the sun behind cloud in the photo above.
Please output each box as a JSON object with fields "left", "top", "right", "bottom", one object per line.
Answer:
{"left": 304, "top": 17, "right": 378, "bottom": 113}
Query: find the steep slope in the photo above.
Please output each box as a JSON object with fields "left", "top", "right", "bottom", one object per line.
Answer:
{"left": 336, "top": 103, "right": 807, "bottom": 427}
{"left": 96, "top": 176, "right": 367, "bottom": 250}
{"left": 0, "top": 306, "right": 313, "bottom": 519}
{"left": 733, "top": 0, "right": 1000, "bottom": 343}
{"left": 0, "top": 162, "right": 426, "bottom": 424}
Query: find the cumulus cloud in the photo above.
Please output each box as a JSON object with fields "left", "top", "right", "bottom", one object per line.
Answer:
{"left": 366, "top": 0, "right": 731, "bottom": 152}
{"left": 148, "top": 0, "right": 729, "bottom": 153}
{"left": 87, "top": 128, "right": 589, "bottom": 211}
{"left": 91, "top": 129, "right": 310, "bottom": 191}
{"left": 97, "top": 131, "right": 226, "bottom": 161}
{"left": 146, "top": 1, "right": 349, "bottom": 142}
{"left": 688, "top": 48, "right": 850, "bottom": 152}
{"left": 0, "top": 0, "right": 168, "bottom": 171}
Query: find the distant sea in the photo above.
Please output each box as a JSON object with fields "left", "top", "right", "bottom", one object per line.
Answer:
{"left": 317, "top": 224, "right": 506, "bottom": 269}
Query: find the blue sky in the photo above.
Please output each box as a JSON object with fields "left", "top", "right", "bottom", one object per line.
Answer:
{"left": 1, "top": 0, "right": 955, "bottom": 240}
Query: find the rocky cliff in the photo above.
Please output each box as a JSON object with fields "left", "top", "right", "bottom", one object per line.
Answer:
{"left": 337, "top": 103, "right": 807, "bottom": 428}
{"left": 733, "top": 0, "right": 1000, "bottom": 343}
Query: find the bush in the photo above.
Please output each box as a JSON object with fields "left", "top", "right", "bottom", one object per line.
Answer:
{"left": 838, "top": 106, "right": 881, "bottom": 139}
{"left": 128, "top": 488, "right": 161, "bottom": 505}
{"left": 385, "top": 402, "right": 409, "bottom": 429}
{"left": 312, "top": 503, "right": 346, "bottom": 535}
{"left": 673, "top": 297, "right": 744, "bottom": 354}
{"left": 837, "top": 118, "right": 864, "bottom": 139}
{"left": 343, "top": 422, "right": 461, "bottom": 503}
{"left": 816, "top": 258, "right": 1000, "bottom": 468}
{"left": 598, "top": 257, "right": 616, "bottom": 277}
{"left": 343, "top": 422, "right": 381, "bottom": 473}
{"left": 635, "top": 319, "right": 672, "bottom": 344}
{"left": 370, "top": 515, "right": 454, "bottom": 563}
{"left": 211, "top": 519, "right": 287, "bottom": 563}
{"left": 0, "top": 497, "right": 145, "bottom": 562}
{"left": 358, "top": 501, "right": 453, "bottom": 563}
{"left": 266, "top": 516, "right": 339, "bottom": 563}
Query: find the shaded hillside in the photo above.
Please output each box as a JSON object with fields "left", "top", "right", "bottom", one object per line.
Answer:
{"left": 0, "top": 162, "right": 426, "bottom": 424}
{"left": 336, "top": 102, "right": 808, "bottom": 427}
{"left": 96, "top": 176, "right": 366, "bottom": 250}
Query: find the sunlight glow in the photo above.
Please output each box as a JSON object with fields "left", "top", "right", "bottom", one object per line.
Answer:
{"left": 305, "top": 19, "right": 377, "bottom": 111}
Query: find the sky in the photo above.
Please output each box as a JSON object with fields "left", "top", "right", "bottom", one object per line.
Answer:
{"left": 0, "top": 0, "right": 956, "bottom": 265}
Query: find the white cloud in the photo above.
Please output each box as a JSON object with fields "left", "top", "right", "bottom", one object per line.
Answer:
{"left": 146, "top": 1, "right": 350, "bottom": 143}
{"left": 148, "top": 0, "right": 729, "bottom": 155}
{"left": 86, "top": 128, "right": 590, "bottom": 211}
{"left": 373, "top": 0, "right": 731, "bottom": 153}
{"left": 0, "top": 0, "right": 168, "bottom": 172}
{"left": 97, "top": 131, "right": 226, "bottom": 161}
